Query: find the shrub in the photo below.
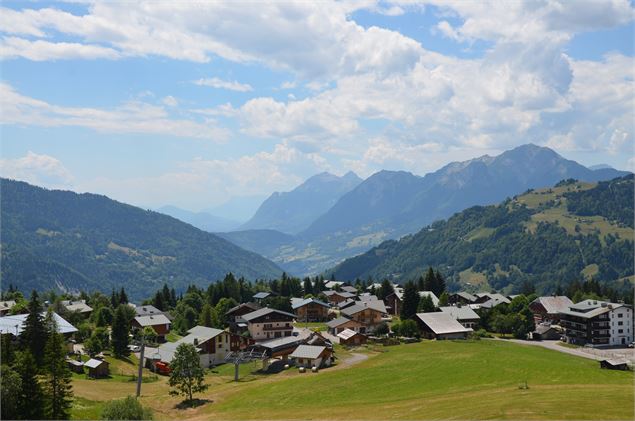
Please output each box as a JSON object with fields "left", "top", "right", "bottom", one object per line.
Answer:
{"left": 100, "top": 396, "right": 153, "bottom": 420}
{"left": 374, "top": 322, "right": 390, "bottom": 336}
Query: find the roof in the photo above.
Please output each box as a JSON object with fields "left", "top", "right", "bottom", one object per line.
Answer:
{"left": 253, "top": 292, "right": 271, "bottom": 299}
{"left": 326, "top": 316, "right": 360, "bottom": 328}
{"left": 478, "top": 297, "right": 509, "bottom": 309}
{"left": 0, "top": 312, "right": 77, "bottom": 335}
{"left": 534, "top": 324, "right": 557, "bottom": 335}
{"left": 337, "top": 328, "right": 361, "bottom": 340}
{"left": 324, "top": 281, "right": 344, "bottom": 289}
{"left": 452, "top": 292, "right": 477, "bottom": 302}
{"left": 560, "top": 300, "right": 626, "bottom": 319}
{"left": 341, "top": 286, "right": 358, "bottom": 294}
{"left": 476, "top": 293, "right": 510, "bottom": 304}
{"left": 602, "top": 358, "right": 630, "bottom": 366}
{"left": 61, "top": 300, "right": 93, "bottom": 313}
{"left": 290, "top": 344, "right": 326, "bottom": 360}
{"left": 0, "top": 301, "right": 16, "bottom": 311}
{"left": 337, "top": 299, "right": 356, "bottom": 309}
{"left": 66, "top": 359, "right": 84, "bottom": 367}
{"left": 135, "top": 305, "right": 163, "bottom": 317}
{"left": 254, "top": 334, "right": 306, "bottom": 352}
{"left": 357, "top": 294, "right": 378, "bottom": 302}
{"left": 241, "top": 307, "right": 296, "bottom": 322}
{"left": 531, "top": 296, "right": 574, "bottom": 314}
{"left": 84, "top": 358, "right": 108, "bottom": 369}
{"left": 439, "top": 306, "right": 480, "bottom": 321}
{"left": 291, "top": 297, "right": 331, "bottom": 310}
{"left": 134, "top": 314, "right": 171, "bottom": 327}
{"left": 182, "top": 326, "right": 225, "bottom": 343}
{"left": 415, "top": 312, "right": 472, "bottom": 335}
{"left": 225, "top": 302, "right": 260, "bottom": 315}
{"left": 323, "top": 290, "right": 355, "bottom": 298}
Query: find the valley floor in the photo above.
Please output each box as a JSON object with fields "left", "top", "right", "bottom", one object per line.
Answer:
{"left": 71, "top": 339, "right": 634, "bottom": 420}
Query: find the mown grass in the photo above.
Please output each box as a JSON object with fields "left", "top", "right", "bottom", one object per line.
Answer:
{"left": 71, "top": 340, "right": 634, "bottom": 420}
{"left": 293, "top": 321, "right": 327, "bottom": 331}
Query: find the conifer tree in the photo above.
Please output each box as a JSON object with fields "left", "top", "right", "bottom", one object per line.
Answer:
{"left": 417, "top": 294, "right": 436, "bottom": 313}
{"left": 423, "top": 267, "right": 435, "bottom": 291}
{"left": 434, "top": 270, "right": 446, "bottom": 297}
{"left": 119, "top": 287, "right": 128, "bottom": 304}
{"left": 400, "top": 282, "right": 420, "bottom": 321}
{"left": 199, "top": 303, "right": 214, "bottom": 327}
{"left": 43, "top": 314, "right": 73, "bottom": 420}
{"left": 15, "top": 350, "right": 45, "bottom": 420}
{"left": 21, "top": 290, "right": 48, "bottom": 365}
{"left": 1, "top": 364, "right": 21, "bottom": 420}
{"left": 111, "top": 305, "right": 130, "bottom": 358}
{"left": 111, "top": 288, "right": 118, "bottom": 308}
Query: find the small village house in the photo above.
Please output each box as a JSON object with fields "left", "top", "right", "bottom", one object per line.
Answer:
{"left": 531, "top": 323, "right": 562, "bottom": 340}
{"left": 85, "top": 358, "right": 110, "bottom": 378}
{"left": 0, "top": 300, "right": 16, "bottom": 316}
{"left": 226, "top": 302, "right": 261, "bottom": 334}
{"left": 135, "top": 304, "right": 166, "bottom": 318}
{"left": 439, "top": 305, "right": 480, "bottom": 329}
{"left": 241, "top": 307, "right": 296, "bottom": 341}
{"left": 599, "top": 359, "right": 630, "bottom": 370}
{"left": 326, "top": 316, "right": 365, "bottom": 335}
{"left": 0, "top": 312, "right": 78, "bottom": 338}
{"left": 385, "top": 289, "right": 438, "bottom": 316}
{"left": 292, "top": 297, "right": 331, "bottom": 322}
{"left": 66, "top": 358, "right": 85, "bottom": 374}
{"left": 529, "top": 296, "right": 573, "bottom": 324}
{"left": 323, "top": 290, "right": 356, "bottom": 305}
{"left": 340, "top": 302, "right": 385, "bottom": 333}
{"left": 448, "top": 292, "right": 477, "bottom": 305}
{"left": 415, "top": 312, "right": 473, "bottom": 340}
{"left": 289, "top": 344, "right": 333, "bottom": 369}
{"left": 132, "top": 313, "right": 171, "bottom": 342}
{"left": 61, "top": 299, "right": 93, "bottom": 318}
{"left": 337, "top": 328, "right": 367, "bottom": 346}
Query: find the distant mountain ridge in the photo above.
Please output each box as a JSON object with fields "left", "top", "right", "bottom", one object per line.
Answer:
{"left": 239, "top": 171, "right": 362, "bottom": 234}
{"left": 221, "top": 144, "right": 630, "bottom": 276}
{"left": 328, "top": 175, "right": 634, "bottom": 296}
{"left": 0, "top": 179, "right": 282, "bottom": 299}
{"left": 156, "top": 205, "right": 241, "bottom": 232}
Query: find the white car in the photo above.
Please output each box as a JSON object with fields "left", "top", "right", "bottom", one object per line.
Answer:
{"left": 128, "top": 344, "right": 141, "bottom": 352}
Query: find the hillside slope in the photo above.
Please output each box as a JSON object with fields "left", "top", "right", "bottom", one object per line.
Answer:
{"left": 329, "top": 176, "right": 634, "bottom": 295}
{"left": 239, "top": 171, "right": 362, "bottom": 234}
{"left": 156, "top": 205, "right": 241, "bottom": 232}
{"left": 0, "top": 179, "right": 282, "bottom": 299}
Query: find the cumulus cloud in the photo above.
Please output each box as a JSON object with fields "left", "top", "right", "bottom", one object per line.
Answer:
{"left": 0, "top": 151, "right": 74, "bottom": 189}
{"left": 194, "top": 77, "right": 253, "bottom": 92}
{"left": 0, "top": 84, "right": 230, "bottom": 141}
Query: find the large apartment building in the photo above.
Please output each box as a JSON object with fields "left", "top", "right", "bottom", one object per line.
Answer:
{"left": 560, "top": 300, "right": 633, "bottom": 347}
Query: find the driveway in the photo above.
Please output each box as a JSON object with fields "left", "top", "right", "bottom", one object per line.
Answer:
{"left": 495, "top": 338, "right": 635, "bottom": 363}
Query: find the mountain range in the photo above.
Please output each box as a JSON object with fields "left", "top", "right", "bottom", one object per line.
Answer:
{"left": 220, "top": 144, "right": 629, "bottom": 275}
{"left": 0, "top": 179, "right": 282, "bottom": 300}
{"left": 156, "top": 205, "right": 241, "bottom": 232}
{"left": 328, "top": 175, "right": 634, "bottom": 295}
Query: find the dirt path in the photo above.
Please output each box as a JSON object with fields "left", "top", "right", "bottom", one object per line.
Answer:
{"left": 334, "top": 352, "right": 369, "bottom": 370}
{"left": 493, "top": 337, "right": 635, "bottom": 363}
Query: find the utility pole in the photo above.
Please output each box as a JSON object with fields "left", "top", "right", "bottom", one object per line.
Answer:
{"left": 136, "top": 334, "right": 145, "bottom": 397}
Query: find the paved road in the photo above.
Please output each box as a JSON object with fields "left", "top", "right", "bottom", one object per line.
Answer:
{"left": 495, "top": 338, "right": 635, "bottom": 363}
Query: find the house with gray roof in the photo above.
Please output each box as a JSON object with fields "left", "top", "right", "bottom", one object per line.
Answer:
{"left": 448, "top": 292, "right": 477, "bottom": 305}
{"left": 291, "top": 298, "right": 331, "bottom": 322}
{"left": 415, "top": 312, "right": 473, "bottom": 340}
{"left": 560, "top": 300, "right": 633, "bottom": 347}
{"left": 0, "top": 300, "right": 16, "bottom": 316}
{"left": 529, "top": 296, "right": 573, "bottom": 324}
{"left": 289, "top": 344, "right": 333, "bottom": 369}
{"left": 0, "top": 312, "right": 77, "bottom": 337}
{"left": 241, "top": 307, "right": 296, "bottom": 341}
{"left": 439, "top": 305, "right": 480, "bottom": 329}
{"left": 132, "top": 313, "right": 171, "bottom": 342}
{"left": 61, "top": 299, "right": 93, "bottom": 316}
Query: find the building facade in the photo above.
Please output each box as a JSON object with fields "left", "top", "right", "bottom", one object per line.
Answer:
{"left": 560, "top": 300, "right": 633, "bottom": 347}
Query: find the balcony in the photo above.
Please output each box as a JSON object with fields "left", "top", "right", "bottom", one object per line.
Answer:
{"left": 263, "top": 325, "right": 292, "bottom": 331}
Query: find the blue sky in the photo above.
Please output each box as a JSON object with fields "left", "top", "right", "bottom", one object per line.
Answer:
{"left": 1, "top": 1, "right": 633, "bottom": 215}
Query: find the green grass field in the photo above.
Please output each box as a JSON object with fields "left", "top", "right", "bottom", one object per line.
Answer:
{"left": 71, "top": 340, "right": 633, "bottom": 420}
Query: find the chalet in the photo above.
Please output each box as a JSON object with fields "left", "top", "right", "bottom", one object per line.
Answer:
{"left": 135, "top": 305, "right": 165, "bottom": 318}
{"left": 242, "top": 307, "right": 296, "bottom": 341}
{"left": 152, "top": 326, "right": 238, "bottom": 369}
{"left": 337, "top": 328, "right": 367, "bottom": 346}
{"left": 448, "top": 292, "right": 477, "bottom": 305}
{"left": 336, "top": 299, "right": 357, "bottom": 310}
{"left": 439, "top": 305, "right": 480, "bottom": 329}
{"left": 85, "top": 358, "right": 109, "bottom": 378}
{"left": 324, "top": 280, "right": 344, "bottom": 290}
{"left": 474, "top": 293, "right": 510, "bottom": 305}
{"left": 226, "top": 302, "right": 261, "bottom": 333}
{"left": 326, "top": 317, "right": 365, "bottom": 335}
{"left": 529, "top": 296, "right": 573, "bottom": 324}
{"left": 358, "top": 294, "right": 379, "bottom": 302}
{"left": 600, "top": 359, "right": 630, "bottom": 370}
{"left": 61, "top": 300, "right": 93, "bottom": 317}
{"left": 531, "top": 323, "right": 561, "bottom": 340}
{"left": 0, "top": 301, "right": 16, "bottom": 316}
{"left": 415, "top": 312, "right": 473, "bottom": 340}
{"left": 292, "top": 298, "right": 330, "bottom": 322}
{"left": 253, "top": 291, "right": 274, "bottom": 302}
{"left": 341, "top": 302, "right": 384, "bottom": 333}
{"left": 66, "top": 358, "right": 85, "bottom": 374}
{"left": 341, "top": 285, "right": 358, "bottom": 294}
{"left": 323, "top": 290, "right": 355, "bottom": 305}
{"left": 560, "top": 300, "right": 633, "bottom": 347}
{"left": 0, "top": 312, "right": 77, "bottom": 338}
{"left": 385, "top": 290, "right": 438, "bottom": 316}
{"left": 132, "top": 314, "right": 171, "bottom": 342}
{"left": 289, "top": 345, "right": 333, "bottom": 369}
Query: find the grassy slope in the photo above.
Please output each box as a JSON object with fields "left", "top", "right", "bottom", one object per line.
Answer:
{"left": 72, "top": 340, "right": 633, "bottom": 420}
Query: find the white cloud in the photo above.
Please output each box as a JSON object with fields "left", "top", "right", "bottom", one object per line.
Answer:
{"left": 161, "top": 96, "right": 178, "bottom": 107}
{"left": 0, "top": 36, "right": 121, "bottom": 61}
{"left": 0, "top": 83, "right": 230, "bottom": 141}
{"left": 194, "top": 77, "right": 253, "bottom": 92}
{"left": 0, "top": 151, "right": 74, "bottom": 189}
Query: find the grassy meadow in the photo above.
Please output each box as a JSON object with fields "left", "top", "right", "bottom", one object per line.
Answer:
{"left": 70, "top": 339, "right": 633, "bottom": 420}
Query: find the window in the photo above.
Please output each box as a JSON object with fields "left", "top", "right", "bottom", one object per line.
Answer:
{"left": 618, "top": 321, "right": 623, "bottom": 326}
{"left": 618, "top": 313, "right": 623, "bottom": 318}
{"left": 618, "top": 329, "right": 623, "bottom": 334}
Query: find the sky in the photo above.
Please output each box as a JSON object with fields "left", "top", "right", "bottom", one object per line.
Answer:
{"left": 1, "top": 0, "right": 634, "bottom": 213}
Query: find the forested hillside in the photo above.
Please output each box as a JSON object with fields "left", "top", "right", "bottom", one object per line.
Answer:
{"left": 0, "top": 179, "right": 282, "bottom": 299}
{"left": 330, "top": 176, "right": 634, "bottom": 295}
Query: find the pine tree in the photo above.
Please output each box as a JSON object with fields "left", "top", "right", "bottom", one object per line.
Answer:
{"left": 438, "top": 291, "right": 449, "bottom": 307}
{"left": 162, "top": 284, "right": 172, "bottom": 308}
{"left": 43, "top": 314, "right": 73, "bottom": 420}
{"left": 378, "top": 279, "right": 394, "bottom": 300}
{"left": 303, "top": 277, "right": 313, "bottom": 296}
{"left": 434, "top": 270, "right": 446, "bottom": 297}
{"left": 21, "top": 290, "right": 48, "bottom": 365}
{"left": 119, "top": 287, "right": 128, "bottom": 304}
{"left": 416, "top": 275, "right": 425, "bottom": 291}
{"left": 199, "top": 303, "right": 214, "bottom": 327}
{"left": 15, "top": 350, "right": 45, "bottom": 420}
{"left": 111, "top": 288, "right": 118, "bottom": 308}
{"left": 1, "top": 365, "right": 22, "bottom": 421}
{"left": 417, "top": 294, "right": 436, "bottom": 313}
{"left": 423, "top": 267, "right": 435, "bottom": 291}
{"left": 111, "top": 305, "right": 130, "bottom": 358}
{"left": 400, "top": 282, "right": 420, "bottom": 321}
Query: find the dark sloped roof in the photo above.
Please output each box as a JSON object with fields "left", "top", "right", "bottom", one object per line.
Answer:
{"left": 241, "top": 307, "right": 296, "bottom": 322}
{"left": 291, "top": 298, "right": 330, "bottom": 310}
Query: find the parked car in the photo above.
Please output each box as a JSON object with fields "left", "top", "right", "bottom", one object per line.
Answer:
{"left": 628, "top": 342, "right": 634, "bottom": 348}
{"left": 128, "top": 344, "right": 141, "bottom": 352}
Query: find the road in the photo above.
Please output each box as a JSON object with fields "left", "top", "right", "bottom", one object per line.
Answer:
{"left": 494, "top": 338, "right": 635, "bottom": 363}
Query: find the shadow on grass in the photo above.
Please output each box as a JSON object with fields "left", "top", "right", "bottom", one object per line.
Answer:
{"left": 174, "top": 398, "right": 212, "bottom": 410}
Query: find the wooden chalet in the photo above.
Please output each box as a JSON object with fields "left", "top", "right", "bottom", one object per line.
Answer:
{"left": 241, "top": 307, "right": 296, "bottom": 341}
{"left": 292, "top": 298, "right": 330, "bottom": 322}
